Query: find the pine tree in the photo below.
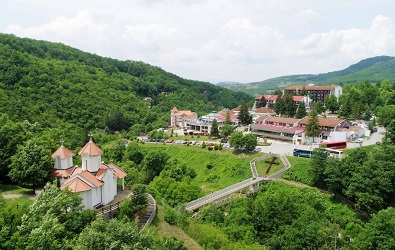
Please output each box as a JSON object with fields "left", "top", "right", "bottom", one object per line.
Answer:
{"left": 210, "top": 118, "right": 220, "bottom": 137}
{"left": 274, "top": 96, "right": 286, "bottom": 116}
{"left": 306, "top": 108, "right": 321, "bottom": 143}
{"left": 238, "top": 102, "right": 252, "bottom": 125}
{"left": 295, "top": 101, "right": 307, "bottom": 119}
{"left": 284, "top": 94, "right": 297, "bottom": 117}
{"left": 225, "top": 110, "right": 232, "bottom": 125}
{"left": 256, "top": 97, "right": 267, "bottom": 109}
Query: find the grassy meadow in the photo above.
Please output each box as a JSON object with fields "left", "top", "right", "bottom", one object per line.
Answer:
{"left": 139, "top": 143, "right": 259, "bottom": 193}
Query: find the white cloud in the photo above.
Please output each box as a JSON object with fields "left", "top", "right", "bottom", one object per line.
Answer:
{"left": 3, "top": 1, "right": 395, "bottom": 83}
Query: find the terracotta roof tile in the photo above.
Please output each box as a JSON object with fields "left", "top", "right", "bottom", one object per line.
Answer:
{"left": 61, "top": 178, "right": 91, "bottom": 192}
{"left": 255, "top": 107, "right": 275, "bottom": 114}
{"left": 53, "top": 167, "right": 76, "bottom": 178}
{"left": 51, "top": 146, "right": 75, "bottom": 159}
{"left": 292, "top": 96, "right": 305, "bottom": 102}
{"left": 78, "top": 141, "right": 103, "bottom": 156}
{"left": 79, "top": 171, "right": 104, "bottom": 187}
{"left": 95, "top": 167, "right": 107, "bottom": 181}
{"left": 255, "top": 116, "right": 269, "bottom": 123}
{"left": 266, "top": 116, "right": 300, "bottom": 125}
{"left": 107, "top": 163, "right": 127, "bottom": 179}
{"left": 299, "top": 117, "right": 343, "bottom": 127}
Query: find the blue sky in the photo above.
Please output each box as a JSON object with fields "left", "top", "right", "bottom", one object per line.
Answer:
{"left": 2, "top": 0, "right": 395, "bottom": 83}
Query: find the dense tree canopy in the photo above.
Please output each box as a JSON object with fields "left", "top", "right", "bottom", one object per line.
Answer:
{"left": 9, "top": 138, "right": 54, "bottom": 193}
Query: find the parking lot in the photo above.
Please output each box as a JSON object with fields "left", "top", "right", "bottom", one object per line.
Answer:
{"left": 143, "top": 127, "right": 386, "bottom": 155}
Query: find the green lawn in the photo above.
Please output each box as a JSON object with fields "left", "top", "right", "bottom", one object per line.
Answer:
{"left": 255, "top": 156, "right": 284, "bottom": 176}
{"left": 282, "top": 156, "right": 314, "bottom": 186}
{"left": 140, "top": 143, "right": 259, "bottom": 193}
{"left": 0, "top": 184, "right": 34, "bottom": 195}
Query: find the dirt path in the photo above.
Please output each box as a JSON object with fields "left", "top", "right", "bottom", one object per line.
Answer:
{"left": 1, "top": 193, "right": 36, "bottom": 199}
{"left": 275, "top": 178, "right": 311, "bottom": 188}
{"left": 156, "top": 206, "right": 202, "bottom": 250}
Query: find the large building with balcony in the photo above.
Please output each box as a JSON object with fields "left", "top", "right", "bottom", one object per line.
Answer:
{"left": 284, "top": 85, "right": 342, "bottom": 103}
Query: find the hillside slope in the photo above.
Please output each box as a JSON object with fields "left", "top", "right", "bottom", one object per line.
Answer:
{"left": 0, "top": 34, "right": 253, "bottom": 131}
{"left": 220, "top": 56, "right": 395, "bottom": 96}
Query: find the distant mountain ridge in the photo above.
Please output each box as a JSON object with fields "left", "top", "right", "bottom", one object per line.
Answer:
{"left": 219, "top": 56, "right": 395, "bottom": 96}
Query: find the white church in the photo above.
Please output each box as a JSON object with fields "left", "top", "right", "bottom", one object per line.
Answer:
{"left": 51, "top": 138, "right": 126, "bottom": 209}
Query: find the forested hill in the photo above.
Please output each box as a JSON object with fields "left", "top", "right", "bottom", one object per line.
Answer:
{"left": 0, "top": 33, "right": 252, "bottom": 132}
{"left": 219, "top": 55, "right": 395, "bottom": 96}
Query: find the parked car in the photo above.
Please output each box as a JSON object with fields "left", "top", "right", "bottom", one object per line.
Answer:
{"left": 355, "top": 138, "right": 363, "bottom": 143}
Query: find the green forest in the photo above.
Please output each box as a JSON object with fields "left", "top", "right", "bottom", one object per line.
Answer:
{"left": 0, "top": 33, "right": 252, "bottom": 132}
{"left": 1, "top": 33, "right": 395, "bottom": 249}
{"left": 220, "top": 56, "right": 395, "bottom": 96}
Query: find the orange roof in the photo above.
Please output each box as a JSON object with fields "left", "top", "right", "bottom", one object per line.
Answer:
{"left": 79, "top": 171, "right": 104, "bottom": 187}
{"left": 99, "top": 163, "right": 127, "bottom": 179}
{"left": 171, "top": 107, "right": 178, "bottom": 111}
{"left": 255, "top": 107, "right": 274, "bottom": 114}
{"left": 95, "top": 167, "right": 107, "bottom": 181}
{"left": 292, "top": 96, "right": 305, "bottom": 102}
{"left": 299, "top": 117, "right": 343, "bottom": 127}
{"left": 51, "top": 146, "right": 75, "bottom": 159}
{"left": 266, "top": 116, "right": 299, "bottom": 125}
{"left": 78, "top": 140, "right": 103, "bottom": 156}
{"left": 255, "top": 116, "right": 269, "bottom": 123}
{"left": 53, "top": 167, "right": 76, "bottom": 178}
{"left": 61, "top": 178, "right": 92, "bottom": 192}
{"left": 174, "top": 110, "right": 197, "bottom": 118}
{"left": 107, "top": 163, "right": 127, "bottom": 179}
{"left": 285, "top": 85, "right": 335, "bottom": 91}
{"left": 339, "top": 126, "right": 364, "bottom": 132}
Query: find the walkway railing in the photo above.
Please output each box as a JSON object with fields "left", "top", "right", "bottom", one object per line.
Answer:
{"left": 269, "top": 155, "right": 291, "bottom": 179}
{"left": 185, "top": 177, "right": 269, "bottom": 211}
{"left": 140, "top": 193, "right": 157, "bottom": 230}
{"left": 185, "top": 153, "right": 291, "bottom": 211}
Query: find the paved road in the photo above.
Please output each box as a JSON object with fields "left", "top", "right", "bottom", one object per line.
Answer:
{"left": 257, "top": 126, "right": 386, "bottom": 155}
{"left": 146, "top": 127, "right": 386, "bottom": 156}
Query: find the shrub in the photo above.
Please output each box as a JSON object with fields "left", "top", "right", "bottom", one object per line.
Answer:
{"left": 164, "top": 207, "right": 177, "bottom": 225}
{"left": 208, "top": 146, "right": 213, "bottom": 151}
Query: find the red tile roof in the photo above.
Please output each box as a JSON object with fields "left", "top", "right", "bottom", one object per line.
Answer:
{"left": 78, "top": 140, "right": 103, "bottom": 156}
{"left": 53, "top": 167, "right": 76, "bottom": 178}
{"left": 292, "top": 96, "right": 304, "bottom": 102}
{"left": 255, "top": 107, "right": 275, "bottom": 114}
{"left": 61, "top": 178, "right": 92, "bottom": 192}
{"left": 298, "top": 117, "right": 343, "bottom": 127}
{"left": 79, "top": 171, "right": 104, "bottom": 187}
{"left": 107, "top": 163, "right": 127, "bottom": 179}
{"left": 51, "top": 146, "right": 75, "bottom": 159}
{"left": 251, "top": 124, "right": 305, "bottom": 133}
{"left": 266, "top": 116, "right": 300, "bottom": 125}
{"left": 255, "top": 116, "right": 269, "bottom": 123}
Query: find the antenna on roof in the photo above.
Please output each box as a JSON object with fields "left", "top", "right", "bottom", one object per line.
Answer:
{"left": 60, "top": 138, "right": 64, "bottom": 147}
{"left": 88, "top": 133, "right": 93, "bottom": 142}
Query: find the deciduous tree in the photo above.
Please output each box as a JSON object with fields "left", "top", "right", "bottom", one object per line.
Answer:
{"left": 243, "top": 134, "right": 257, "bottom": 151}
{"left": 9, "top": 138, "right": 53, "bottom": 194}
{"left": 325, "top": 94, "right": 339, "bottom": 113}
